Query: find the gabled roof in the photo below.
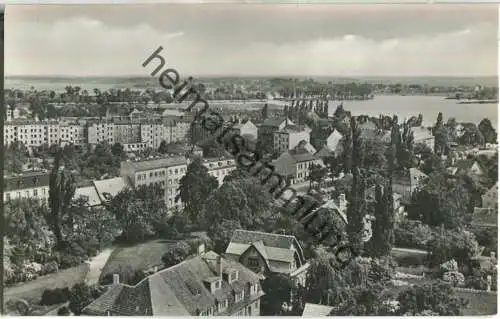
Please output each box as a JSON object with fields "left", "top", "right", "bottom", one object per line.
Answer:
{"left": 261, "top": 117, "right": 292, "bottom": 128}
{"left": 93, "top": 177, "right": 129, "bottom": 202}
{"left": 291, "top": 151, "right": 317, "bottom": 163}
{"left": 83, "top": 251, "right": 262, "bottom": 316}
{"left": 74, "top": 186, "right": 102, "bottom": 207}
{"left": 226, "top": 230, "right": 305, "bottom": 266}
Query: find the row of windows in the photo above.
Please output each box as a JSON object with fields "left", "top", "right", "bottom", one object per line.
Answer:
{"left": 5, "top": 188, "right": 47, "bottom": 200}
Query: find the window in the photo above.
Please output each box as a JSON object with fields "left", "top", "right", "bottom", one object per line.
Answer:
{"left": 6, "top": 193, "right": 11, "bottom": 201}
{"left": 175, "top": 169, "right": 178, "bottom": 174}
{"left": 150, "top": 172, "right": 153, "bottom": 178}
{"left": 229, "top": 270, "right": 238, "bottom": 282}
{"left": 217, "top": 299, "right": 228, "bottom": 313}
{"left": 248, "top": 257, "right": 259, "bottom": 267}
{"left": 33, "top": 189, "right": 38, "bottom": 197}
{"left": 214, "top": 280, "right": 221, "bottom": 289}
{"left": 251, "top": 283, "right": 259, "bottom": 295}
{"left": 235, "top": 290, "right": 245, "bottom": 303}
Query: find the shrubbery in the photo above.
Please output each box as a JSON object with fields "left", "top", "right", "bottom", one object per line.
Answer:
{"left": 394, "top": 220, "right": 434, "bottom": 250}
{"left": 40, "top": 287, "right": 71, "bottom": 305}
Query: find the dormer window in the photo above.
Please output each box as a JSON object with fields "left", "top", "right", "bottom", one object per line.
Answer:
{"left": 229, "top": 270, "right": 239, "bottom": 283}
{"left": 234, "top": 290, "right": 245, "bottom": 303}
{"left": 214, "top": 279, "right": 221, "bottom": 290}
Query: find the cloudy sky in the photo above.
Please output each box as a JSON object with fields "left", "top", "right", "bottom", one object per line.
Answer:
{"left": 5, "top": 4, "right": 498, "bottom": 77}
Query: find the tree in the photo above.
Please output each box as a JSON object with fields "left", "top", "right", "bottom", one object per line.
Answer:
{"left": 396, "top": 282, "right": 467, "bottom": 316}
{"left": 261, "top": 103, "right": 269, "bottom": 120}
{"left": 47, "top": 147, "right": 76, "bottom": 249}
{"left": 261, "top": 273, "right": 295, "bottom": 315}
{"left": 408, "top": 172, "right": 472, "bottom": 229}
{"left": 434, "top": 112, "right": 449, "bottom": 155}
{"left": 200, "top": 176, "right": 274, "bottom": 230}
{"left": 398, "top": 123, "right": 415, "bottom": 170}
{"left": 346, "top": 118, "right": 366, "bottom": 254}
{"left": 108, "top": 184, "right": 169, "bottom": 243}
{"left": 68, "top": 283, "right": 101, "bottom": 316}
{"left": 161, "top": 241, "right": 191, "bottom": 268}
{"left": 158, "top": 140, "right": 168, "bottom": 154}
{"left": 177, "top": 157, "right": 218, "bottom": 223}
{"left": 4, "top": 141, "right": 29, "bottom": 174}
{"left": 208, "top": 219, "right": 242, "bottom": 254}
{"left": 478, "top": 118, "right": 497, "bottom": 144}
{"left": 308, "top": 163, "right": 327, "bottom": 189}
{"left": 110, "top": 142, "right": 125, "bottom": 158}
{"left": 369, "top": 184, "right": 394, "bottom": 257}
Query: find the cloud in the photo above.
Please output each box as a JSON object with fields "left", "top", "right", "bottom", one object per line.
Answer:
{"left": 6, "top": 16, "right": 185, "bottom": 76}
{"left": 5, "top": 14, "right": 497, "bottom": 77}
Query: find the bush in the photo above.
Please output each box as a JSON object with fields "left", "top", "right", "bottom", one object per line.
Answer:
{"left": 57, "top": 306, "right": 70, "bottom": 316}
{"left": 40, "top": 287, "right": 71, "bottom": 305}
{"left": 394, "top": 254, "right": 428, "bottom": 267}
{"left": 394, "top": 220, "right": 434, "bottom": 250}
{"left": 40, "top": 261, "right": 59, "bottom": 276}
{"left": 427, "top": 229, "right": 481, "bottom": 267}
{"left": 58, "top": 254, "right": 84, "bottom": 269}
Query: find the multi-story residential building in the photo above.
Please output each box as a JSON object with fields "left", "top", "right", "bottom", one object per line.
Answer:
{"left": 3, "top": 120, "right": 86, "bottom": 148}
{"left": 59, "top": 123, "right": 86, "bottom": 146}
{"left": 273, "top": 125, "right": 310, "bottom": 155}
{"left": 122, "top": 142, "right": 148, "bottom": 153}
{"left": 114, "top": 121, "right": 142, "bottom": 145}
{"left": 120, "top": 156, "right": 188, "bottom": 209}
{"left": 87, "top": 122, "right": 114, "bottom": 145}
{"left": 164, "top": 121, "right": 191, "bottom": 144}
{"left": 5, "top": 106, "right": 21, "bottom": 121}
{"left": 4, "top": 171, "right": 50, "bottom": 203}
{"left": 411, "top": 126, "right": 435, "bottom": 151}
{"left": 225, "top": 230, "right": 310, "bottom": 287}
{"left": 257, "top": 117, "right": 294, "bottom": 153}
{"left": 82, "top": 250, "right": 265, "bottom": 316}
{"left": 272, "top": 151, "right": 324, "bottom": 185}
{"left": 202, "top": 157, "right": 237, "bottom": 186}
{"left": 140, "top": 122, "right": 166, "bottom": 149}
{"left": 230, "top": 120, "right": 258, "bottom": 140}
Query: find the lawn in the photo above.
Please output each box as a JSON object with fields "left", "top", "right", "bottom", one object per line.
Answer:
{"left": 455, "top": 290, "right": 497, "bottom": 315}
{"left": 99, "top": 239, "right": 178, "bottom": 283}
{"left": 4, "top": 263, "right": 90, "bottom": 304}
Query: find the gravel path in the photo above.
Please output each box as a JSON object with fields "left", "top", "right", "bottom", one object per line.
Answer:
{"left": 84, "top": 246, "right": 115, "bottom": 286}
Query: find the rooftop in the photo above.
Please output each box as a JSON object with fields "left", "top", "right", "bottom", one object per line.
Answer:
{"left": 83, "top": 251, "right": 263, "bottom": 316}
{"left": 4, "top": 171, "right": 50, "bottom": 192}
{"left": 122, "top": 156, "right": 188, "bottom": 172}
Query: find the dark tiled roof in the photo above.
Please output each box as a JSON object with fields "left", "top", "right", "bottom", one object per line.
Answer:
{"left": 4, "top": 172, "right": 50, "bottom": 192}
{"left": 229, "top": 229, "right": 295, "bottom": 250}
{"left": 291, "top": 151, "right": 317, "bottom": 163}
{"left": 83, "top": 251, "right": 262, "bottom": 316}
{"left": 261, "top": 118, "right": 286, "bottom": 127}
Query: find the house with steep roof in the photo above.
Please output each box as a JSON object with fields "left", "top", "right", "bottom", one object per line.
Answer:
{"left": 411, "top": 126, "right": 435, "bottom": 151}
{"left": 456, "top": 159, "right": 485, "bottom": 177}
{"left": 230, "top": 120, "right": 258, "bottom": 141}
{"left": 291, "top": 140, "right": 317, "bottom": 155}
{"left": 225, "top": 230, "right": 310, "bottom": 287}
{"left": 482, "top": 182, "right": 498, "bottom": 210}
{"left": 83, "top": 251, "right": 264, "bottom": 316}
{"left": 392, "top": 168, "right": 428, "bottom": 203}
{"left": 272, "top": 150, "right": 324, "bottom": 185}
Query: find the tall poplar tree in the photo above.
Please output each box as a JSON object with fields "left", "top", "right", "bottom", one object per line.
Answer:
{"left": 347, "top": 117, "right": 366, "bottom": 254}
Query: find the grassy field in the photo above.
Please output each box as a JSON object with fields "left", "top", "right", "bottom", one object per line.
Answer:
{"left": 4, "top": 263, "right": 90, "bottom": 304}
{"left": 99, "top": 239, "right": 177, "bottom": 283}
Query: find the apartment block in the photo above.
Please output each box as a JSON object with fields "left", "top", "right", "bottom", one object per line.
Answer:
{"left": 87, "top": 122, "right": 115, "bottom": 145}
{"left": 3, "top": 120, "right": 86, "bottom": 147}
{"left": 120, "top": 156, "right": 188, "bottom": 209}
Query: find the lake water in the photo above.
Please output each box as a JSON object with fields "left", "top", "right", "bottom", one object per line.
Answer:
{"left": 328, "top": 95, "right": 498, "bottom": 128}
{"left": 6, "top": 78, "right": 497, "bottom": 128}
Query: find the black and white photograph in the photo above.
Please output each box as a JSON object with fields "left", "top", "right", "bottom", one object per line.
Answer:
{"left": 2, "top": 2, "right": 498, "bottom": 316}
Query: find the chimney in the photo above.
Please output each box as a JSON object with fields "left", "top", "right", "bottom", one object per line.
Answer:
{"left": 217, "top": 255, "right": 223, "bottom": 279}
{"left": 113, "top": 274, "right": 120, "bottom": 285}
{"left": 339, "top": 193, "right": 346, "bottom": 212}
